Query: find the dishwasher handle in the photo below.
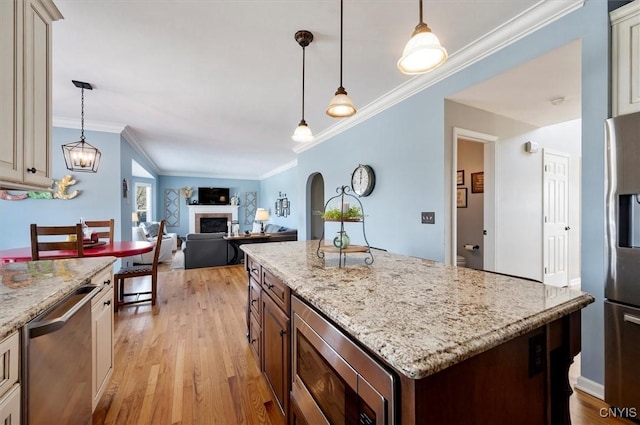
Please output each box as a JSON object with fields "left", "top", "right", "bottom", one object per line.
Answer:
{"left": 28, "top": 284, "right": 101, "bottom": 338}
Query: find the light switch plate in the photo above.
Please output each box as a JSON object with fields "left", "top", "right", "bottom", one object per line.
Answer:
{"left": 421, "top": 212, "right": 435, "bottom": 224}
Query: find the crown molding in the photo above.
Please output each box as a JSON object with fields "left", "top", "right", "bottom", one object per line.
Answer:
{"left": 260, "top": 159, "right": 298, "bottom": 180}
{"left": 293, "top": 0, "right": 585, "bottom": 155}
{"left": 121, "top": 126, "right": 162, "bottom": 175}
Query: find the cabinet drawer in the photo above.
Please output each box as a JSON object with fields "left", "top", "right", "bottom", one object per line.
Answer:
{"left": 249, "top": 314, "right": 261, "bottom": 363}
{"left": 0, "top": 383, "right": 20, "bottom": 425}
{"left": 0, "top": 332, "right": 19, "bottom": 399}
{"left": 262, "top": 269, "right": 290, "bottom": 314}
{"left": 247, "top": 256, "right": 262, "bottom": 283}
{"left": 91, "top": 268, "right": 113, "bottom": 307}
{"left": 249, "top": 277, "right": 261, "bottom": 321}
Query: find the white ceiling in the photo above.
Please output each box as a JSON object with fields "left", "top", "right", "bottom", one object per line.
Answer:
{"left": 51, "top": 0, "right": 582, "bottom": 179}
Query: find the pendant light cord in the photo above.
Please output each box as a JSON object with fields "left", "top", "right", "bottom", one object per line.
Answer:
{"left": 419, "top": 0, "right": 424, "bottom": 24}
{"left": 302, "top": 45, "right": 306, "bottom": 121}
{"left": 339, "top": 0, "right": 344, "bottom": 88}
{"left": 80, "top": 88, "right": 85, "bottom": 142}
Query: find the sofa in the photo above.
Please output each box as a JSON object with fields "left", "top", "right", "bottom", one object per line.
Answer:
{"left": 262, "top": 224, "right": 298, "bottom": 242}
{"left": 183, "top": 232, "right": 232, "bottom": 269}
{"left": 130, "top": 222, "right": 176, "bottom": 264}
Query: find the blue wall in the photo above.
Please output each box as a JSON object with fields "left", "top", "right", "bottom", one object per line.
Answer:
{"left": 260, "top": 166, "right": 298, "bottom": 230}
{"left": 0, "top": 127, "right": 123, "bottom": 248}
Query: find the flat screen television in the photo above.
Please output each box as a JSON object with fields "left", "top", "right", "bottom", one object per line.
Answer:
{"left": 197, "top": 187, "right": 230, "bottom": 205}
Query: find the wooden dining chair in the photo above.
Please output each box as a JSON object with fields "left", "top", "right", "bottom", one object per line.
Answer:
{"left": 113, "top": 220, "right": 164, "bottom": 312}
{"left": 30, "top": 223, "right": 85, "bottom": 260}
{"left": 85, "top": 219, "right": 115, "bottom": 243}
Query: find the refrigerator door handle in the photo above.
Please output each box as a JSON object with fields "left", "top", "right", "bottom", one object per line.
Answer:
{"left": 623, "top": 313, "right": 640, "bottom": 326}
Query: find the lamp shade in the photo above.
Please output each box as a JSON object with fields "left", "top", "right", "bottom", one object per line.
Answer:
{"left": 326, "top": 87, "right": 356, "bottom": 118}
{"left": 132, "top": 212, "right": 139, "bottom": 222}
{"left": 292, "top": 120, "right": 314, "bottom": 143}
{"left": 397, "top": 24, "right": 448, "bottom": 74}
{"left": 255, "top": 208, "right": 270, "bottom": 222}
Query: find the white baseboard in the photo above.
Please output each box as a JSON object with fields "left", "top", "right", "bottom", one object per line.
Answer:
{"left": 575, "top": 376, "right": 605, "bottom": 400}
{"left": 569, "top": 278, "right": 581, "bottom": 287}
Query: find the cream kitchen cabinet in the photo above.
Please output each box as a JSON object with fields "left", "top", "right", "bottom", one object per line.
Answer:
{"left": 612, "top": 0, "right": 640, "bottom": 117}
{"left": 0, "top": 0, "right": 62, "bottom": 190}
{"left": 0, "top": 332, "right": 20, "bottom": 424}
{"left": 91, "top": 268, "right": 114, "bottom": 411}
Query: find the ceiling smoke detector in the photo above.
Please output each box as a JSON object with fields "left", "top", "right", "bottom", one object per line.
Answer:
{"left": 550, "top": 97, "right": 565, "bottom": 106}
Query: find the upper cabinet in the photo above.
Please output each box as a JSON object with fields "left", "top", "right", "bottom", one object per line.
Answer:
{"left": 612, "top": 0, "right": 640, "bottom": 117}
{"left": 0, "top": 0, "right": 62, "bottom": 190}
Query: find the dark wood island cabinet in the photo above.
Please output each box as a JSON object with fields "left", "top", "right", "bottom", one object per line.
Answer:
{"left": 243, "top": 241, "right": 594, "bottom": 425}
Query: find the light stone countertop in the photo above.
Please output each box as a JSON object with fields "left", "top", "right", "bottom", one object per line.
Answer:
{"left": 0, "top": 257, "right": 116, "bottom": 341}
{"left": 241, "top": 241, "right": 595, "bottom": 380}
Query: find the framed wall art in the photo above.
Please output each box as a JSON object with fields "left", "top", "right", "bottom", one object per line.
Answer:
{"left": 471, "top": 172, "right": 484, "bottom": 193}
{"left": 457, "top": 170, "right": 464, "bottom": 186}
{"left": 457, "top": 187, "right": 467, "bottom": 208}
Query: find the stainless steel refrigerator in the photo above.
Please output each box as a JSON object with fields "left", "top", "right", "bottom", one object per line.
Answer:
{"left": 605, "top": 111, "right": 640, "bottom": 416}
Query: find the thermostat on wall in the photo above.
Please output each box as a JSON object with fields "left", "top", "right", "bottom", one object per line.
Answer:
{"left": 525, "top": 141, "right": 539, "bottom": 153}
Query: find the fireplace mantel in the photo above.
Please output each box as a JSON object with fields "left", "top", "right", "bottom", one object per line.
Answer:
{"left": 188, "top": 205, "right": 239, "bottom": 233}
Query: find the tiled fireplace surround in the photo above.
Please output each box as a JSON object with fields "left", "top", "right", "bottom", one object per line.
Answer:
{"left": 188, "top": 205, "right": 239, "bottom": 233}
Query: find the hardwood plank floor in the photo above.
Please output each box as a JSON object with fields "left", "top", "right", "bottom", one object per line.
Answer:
{"left": 93, "top": 263, "right": 634, "bottom": 425}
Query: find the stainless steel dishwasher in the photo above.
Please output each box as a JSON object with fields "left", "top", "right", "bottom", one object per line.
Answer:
{"left": 23, "top": 283, "right": 101, "bottom": 425}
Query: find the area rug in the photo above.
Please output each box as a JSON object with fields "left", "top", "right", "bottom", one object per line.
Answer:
{"left": 171, "top": 249, "right": 184, "bottom": 269}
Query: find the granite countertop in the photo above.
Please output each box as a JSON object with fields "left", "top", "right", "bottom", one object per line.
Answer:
{"left": 0, "top": 257, "right": 116, "bottom": 341}
{"left": 241, "top": 241, "right": 595, "bottom": 380}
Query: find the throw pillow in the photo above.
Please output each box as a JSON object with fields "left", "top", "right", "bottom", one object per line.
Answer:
{"left": 146, "top": 223, "right": 160, "bottom": 238}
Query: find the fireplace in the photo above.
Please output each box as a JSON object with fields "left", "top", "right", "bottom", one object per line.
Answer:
{"left": 200, "top": 217, "right": 227, "bottom": 233}
{"left": 188, "top": 205, "right": 239, "bottom": 233}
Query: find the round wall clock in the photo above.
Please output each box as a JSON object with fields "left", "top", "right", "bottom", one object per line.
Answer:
{"left": 351, "top": 164, "right": 375, "bottom": 197}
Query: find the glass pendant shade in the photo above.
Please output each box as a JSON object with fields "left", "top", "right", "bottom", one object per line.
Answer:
{"left": 398, "top": 24, "right": 447, "bottom": 74}
{"left": 62, "top": 140, "right": 101, "bottom": 172}
{"left": 326, "top": 87, "right": 356, "bottom": 118}
{"left": 292, "top": 120, "right": 313, "bottom": 143}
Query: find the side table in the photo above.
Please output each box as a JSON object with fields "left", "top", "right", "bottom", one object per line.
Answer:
{"left": 223, "top": 234, "right": 272, "bottom": 264}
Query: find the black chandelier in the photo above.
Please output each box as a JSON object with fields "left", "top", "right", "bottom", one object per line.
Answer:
{"left": 62, "top": 80, "right": 101, "bottom": 173}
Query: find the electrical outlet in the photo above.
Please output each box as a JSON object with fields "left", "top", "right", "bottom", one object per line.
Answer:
{"left": 421, "top": 212, "right": 435, "bottom": 224}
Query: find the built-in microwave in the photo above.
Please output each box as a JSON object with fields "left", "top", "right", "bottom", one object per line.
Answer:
{"left": 291, "top": 296, "right": 396, "bottom": 425}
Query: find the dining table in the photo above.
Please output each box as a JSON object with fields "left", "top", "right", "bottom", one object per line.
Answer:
{"left": 0, "top": 241, "right": 154, "bottom": 263}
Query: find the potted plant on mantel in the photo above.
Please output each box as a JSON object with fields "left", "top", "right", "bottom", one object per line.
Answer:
{"left": 322, "top": 205, "right": 363, "bottom": 222}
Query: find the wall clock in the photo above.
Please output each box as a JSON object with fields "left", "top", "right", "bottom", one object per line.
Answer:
{"left": 351, "top": 164, "right": 375, "bottom": 197}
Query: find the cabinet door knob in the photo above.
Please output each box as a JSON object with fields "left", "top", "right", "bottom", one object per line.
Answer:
{"left": 250, "top": 299, "right": 257, "bottom": 306}
{"left": 104, "top": 300, "right": 111, "bottom": 306}
{"left": 266, "top": 283, "right": 274, "bottom": 290}
{"left": 565, "top": 226, "right": 571, "bottom": 231}
{"left": 279, "top": 329, "right": 286, "bottom": 337}
{"left": 26, "top": 167, "right": 37, "bottom": 173}
{"left": 104, "top": 279, "right": 111, "bottom": 285}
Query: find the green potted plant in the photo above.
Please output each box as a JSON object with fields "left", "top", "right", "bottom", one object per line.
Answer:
{"left": 322, "top": 205, "right": 363, "bottom": 221}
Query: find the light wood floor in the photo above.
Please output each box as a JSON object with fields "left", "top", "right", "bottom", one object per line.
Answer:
{"left": 93, "top": 264, "right": 634, "bottom": 425}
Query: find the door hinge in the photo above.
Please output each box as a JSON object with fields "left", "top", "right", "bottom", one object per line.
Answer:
{"left": 544, "top": 267, "right": 547, "bottom": 274}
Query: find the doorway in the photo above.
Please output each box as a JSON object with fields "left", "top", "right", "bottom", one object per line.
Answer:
{"left": 308, "top": 173, "right": 324, "bottom": 240}
{"left": 451, "top": 127, "right": 497, "bottom": 271}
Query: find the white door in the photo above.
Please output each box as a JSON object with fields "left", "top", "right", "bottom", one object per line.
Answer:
{"left": 543, "top": 150, "right": 570, "bottom": 286}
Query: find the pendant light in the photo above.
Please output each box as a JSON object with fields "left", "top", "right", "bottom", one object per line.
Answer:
{"left": 62, "top": 80, "right": 102, "bottom": 173}
{"left": 326, "top": 0, "right": 356, "bottom": 118}
{"left": 397, "top": 0, "right": 448, "bottom": 75}
{"left": 292, "top": 30, "right": 314, "bottom": 143}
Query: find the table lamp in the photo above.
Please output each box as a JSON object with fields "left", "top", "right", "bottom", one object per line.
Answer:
{"left": 254, "top": 208, "right": 270, "bottom": 235}
{"left": 132, "top": 212, "right": 139, "bottom": 226}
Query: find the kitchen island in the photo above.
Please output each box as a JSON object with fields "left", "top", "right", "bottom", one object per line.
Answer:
{"left": 242, "top": 240, "right": 594, "bottom": 425}
{"left": 0, "top": 257, "right": 116, "bottom": 423}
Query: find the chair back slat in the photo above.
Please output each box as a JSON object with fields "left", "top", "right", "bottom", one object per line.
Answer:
{"left": 85, "top": 219, "right": 115, "bottom": 243}
{"left": 30, "top": 223, "right": 84, "bottom": 260}
{"left": 150, "top": 220, "right": 165, "bottom": 274}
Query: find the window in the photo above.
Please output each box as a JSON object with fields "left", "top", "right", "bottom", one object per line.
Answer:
{"left": 135, "top": 182, "right": 152, "bottom": 223}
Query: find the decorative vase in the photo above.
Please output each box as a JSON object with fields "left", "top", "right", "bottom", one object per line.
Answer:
{"left": 333, "top": 231, "right": 350, "bottom": 249}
